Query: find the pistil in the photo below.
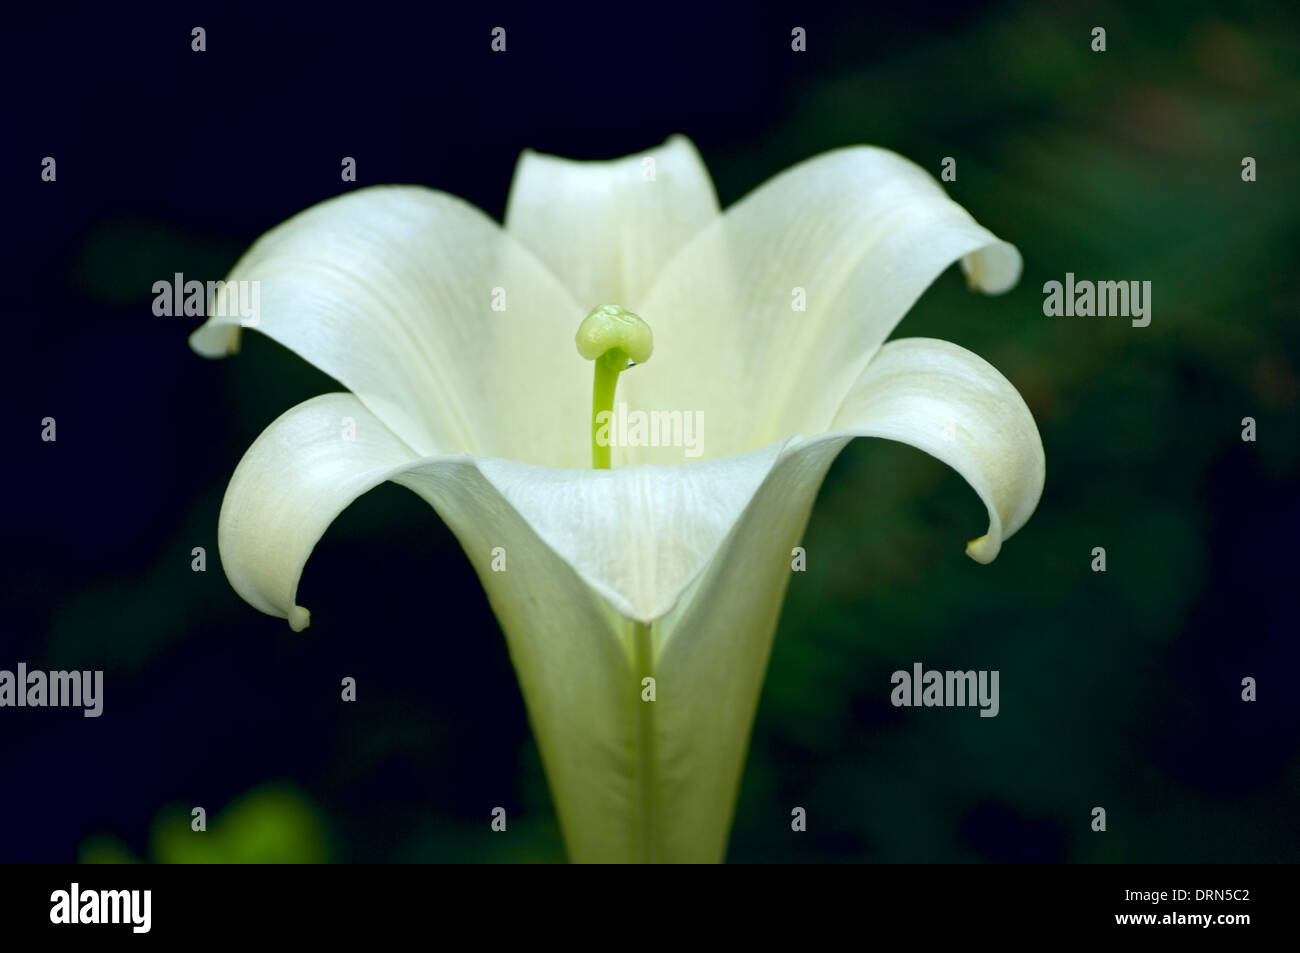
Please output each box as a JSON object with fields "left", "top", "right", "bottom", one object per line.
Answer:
{"left": 575, "top": 305, "right": 654, "bottom": 469}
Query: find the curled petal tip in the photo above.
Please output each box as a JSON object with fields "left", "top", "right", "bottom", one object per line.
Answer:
{"left": 965, "top": 535, "right": 1000, "bottom": 564}
{"left": 189, "top": 322, "right": 243, "bottom": 359}
{"left": 289, "top": 605, "right": 311, "bottom": 632}
{"left": 960, "top": 242, "right": 1022, "bottom": 296}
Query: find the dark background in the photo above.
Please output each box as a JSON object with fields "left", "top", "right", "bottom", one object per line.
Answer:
{"left": 2, "top": 1, "right": 1297, "bottom": 862}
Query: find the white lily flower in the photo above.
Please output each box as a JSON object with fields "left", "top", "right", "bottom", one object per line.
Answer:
{"left": 191, "top": 136, "right": 1044, "bottom": 863}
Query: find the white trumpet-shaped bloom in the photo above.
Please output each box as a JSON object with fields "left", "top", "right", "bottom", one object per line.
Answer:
{"left": 191, "top": 136, "right": 1044, "bottom": 863}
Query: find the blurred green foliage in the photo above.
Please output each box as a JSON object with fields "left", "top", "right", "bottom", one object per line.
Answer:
{"left": 81, "top": 785, "right": 330, "bottom": 864}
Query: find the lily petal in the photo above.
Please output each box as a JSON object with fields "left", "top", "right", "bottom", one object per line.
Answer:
{"left": 218, "top": 391, "right": 794, "bottom": 861}
{"left": 190, "top": 186, "right": 588, "bottom": 465}
{"left": 219, "top": 392, "right": 646, "bottom": 860}
{"left": 646, "top": 338, "right": 1043, "bottom": 860}
{"left": 474, "top": 440, "right": 789, "bottom": 622}
{"left": 652, "top": 435, "right": 845, "bottom": 861}
{"left": 820, "top": 336, "right": 1045, "bottom": 563}
{"left": 626, "top": 146, "right": 1022, "bottom": 462}
{"left": 218, "top": 392, "right": 428, "bottom": 627}
{"left": 504, "top": 135, "right": 720, "bottom": 309}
